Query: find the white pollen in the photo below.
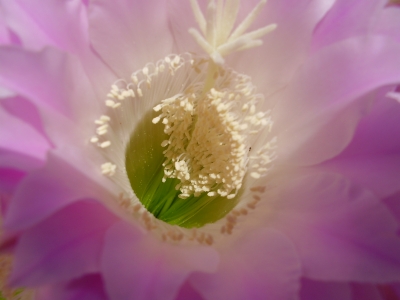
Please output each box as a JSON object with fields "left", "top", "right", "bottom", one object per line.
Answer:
{"left": 105, "top": 100, "right": 115, "bottom": 107}
{"left": 101, "top": 162, "right": 116, "bottom": 176}
{"left": 100, "top": 141, "right": 111, "bottom": 148}
{"left": 131, "top": 75, "right": 139, "bottom": 84}
{"left": 161, "top": 140, "right": 169, "bottom": 147}
{"left": 250, "top": 172, "right": 261, "bottom": 179}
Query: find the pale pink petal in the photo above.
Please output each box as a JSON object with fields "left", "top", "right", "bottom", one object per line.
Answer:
{"left": 0, "top": 47, "right": 73, "bottom": 118}
{"left": 273, "top": 36, "right": 400, "bottom": 166}
{"left": 190, "top": 229, "right": 301, "bottom": 300}
{"left": 0, "top": 105, "right": 49, "bottom": 162}
{"left": 3, "top": 153, "right": 114, "bottom": 232}
{"left": 101, "top": 221, "right": 219, "bottom": 300}
{"left": 311, "top": 0, "right": 386, "bottom": 51}
{"left": 267, "top": 172, "right": 400, "bottom": 282}
{"left": 0, "top": 9, "right": 10, "bottom": 44}
{"left": 374, "top": 6, "right": 400, "bottom": 42}
{"left": 1, "top": 95, "right": 48, "bottom": 140}
{"left": 0, "top": 150, "right": 44, "bottom": 174}
{"left": 8, "top": 200, "right": 117, "bottom": 286}
{"left": 36, "top": 274, "right": 108, "bottom": 300}
{"left": 321, "top": 156, "right": 400, "bottom": 199}
{"left": 300, "top": 279, "right": 352, "bottom": 300}
{"left": 320, "top": 96, "right": 400, "bottom": 198}
{"left": 0, "top": 0, "right": 88, "bottom": 53}
{"left": 88, "top": 0, "right": 174, "bottom": 78}
{"left": 0, "top": 47, "right": 116, "bottom": 185}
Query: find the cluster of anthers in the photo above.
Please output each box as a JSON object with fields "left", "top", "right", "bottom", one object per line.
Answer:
{"left": 90, "top": 0, "right": 278, "bottom": 244}
{"left": 152, "top": 68, "right": 273, "bottom": 200}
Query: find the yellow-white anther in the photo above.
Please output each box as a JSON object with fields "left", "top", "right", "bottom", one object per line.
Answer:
{"left": 101, "top": 162, "right": 116, "bottom": 176}
{"left": 152, "top": 61, "right": 273, "bottom": 199}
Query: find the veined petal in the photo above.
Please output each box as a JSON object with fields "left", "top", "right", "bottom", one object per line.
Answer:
{"left": 8, "top": 199, "right": 118, "bottom": 286}
{"left": 88, "top": 0, "right": 174, "bottom": 79}
{"left": 0, "top": 105, "right": 49, "bottom": 162}
{"left": 0, "top": 0, "right": 88, "bottom": 53}
{"left": 175, "top": 280, "right": 204, "bottom": 300}
{"left": 3, "top": 153, "right": 115, "bottom": 232}
{"left": 311, "top": 0, "right": 386, "bottom": 51}
{"left": 190, "top": 228, "right": 301, "bottom": 300}
{"left": 267, "top": 172, "right": 400, "bottom": 282}
{"left": 318, "top": 93, "right": 400, "bottom": 199}
{"left": 101, "top": 221, "right": 219, "bottom": 300}
{"left": 300, "top": 279, "right": 352, "bottom": 300}
{"left": 35, "top": 274, "right": 108, "bottom": 300}
{"left": 274, "top": 36, "right": 400, "bottom": 166}
{"left": 0, "top": 47, "right": 73, "bottom": 118}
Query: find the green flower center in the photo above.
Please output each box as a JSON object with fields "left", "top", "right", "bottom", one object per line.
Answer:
{"left": 125, "top": 109, "right": 242, "bottom": 228}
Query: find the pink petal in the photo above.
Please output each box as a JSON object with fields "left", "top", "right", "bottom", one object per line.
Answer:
{"left": 36, "top": 274, "right": 107, "bottom": 300}
{"left": 273, "top": 36, "right": 400, "bottom": 166}
{"left": 267, "top": 172, "right": 400, "bottom": 282}
{"left": 383, "top": 191, "right": 400, "bottom": 225}
{"left": 351, "top": 283, "right": 385, "bottom": 300}
{"left": 88, "top": 0, "right": 174, "bottom": 78}
{"left": 0, "top": 47, "right": 73, "bottom": 118}
{"left": 4, "top": 152, "right": 113, "bottom": 232}
{"left": 1, "top": 0, "right": 88, "bottom": 53}
{"left": 0, "top": 105, "right": 49, "bottom": 162}
{"left": 320, "top": 96, "right": 400, "bottom": 198}
{"left": 8, "top": 199, "right": 117, "bottom": 286}
{"left": 1, "top": 95, "right": 48, "bottom": 140}
{"left": 175, "top": 280, "right": 204, "bottom": 300}
{"left": 0, "top": 9, "right": 10, "bottom": 45}
{"left": 0, "top": 150, "right": 45, "bottom": 174}
{"left": 311, "top": 0, "right": 385, "bottom": 51}
{"left": 190, "top": 229, "right": 301, "bottom": 300}
{"left": 374, "top": 6, "right": 400, "bottom": 42}
{"left": 300, "top": 279, "right": 352, "bottom": 300}
{"left": 101, "top": 221, "right": 219, "bottom": 300}
{"left": 0, "top": 168, "right": 25, "bottom": 200}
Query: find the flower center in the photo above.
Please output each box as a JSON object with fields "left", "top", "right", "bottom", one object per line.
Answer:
{"left": 91, "top": 0, "right": 277, "bottom": 238}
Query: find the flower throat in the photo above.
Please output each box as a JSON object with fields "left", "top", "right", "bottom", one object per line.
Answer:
{"left": 92, "top": 0, "right": 277, "bottom": 230}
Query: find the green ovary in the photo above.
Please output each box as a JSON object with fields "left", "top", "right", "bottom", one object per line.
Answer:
{"left": 125, "top": 110, "right": 242, "bottom": 228}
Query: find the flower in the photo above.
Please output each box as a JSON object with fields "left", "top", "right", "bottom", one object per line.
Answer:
{"left": 1, "top": 0, "right": 400, "bottom": 299}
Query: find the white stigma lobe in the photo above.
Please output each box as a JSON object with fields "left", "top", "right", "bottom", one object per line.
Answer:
{"left": 189, "top": 0, "right": 277, "bottom": 64}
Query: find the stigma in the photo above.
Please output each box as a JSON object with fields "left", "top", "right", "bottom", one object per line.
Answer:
{"left": 189, "top": 0, "right": 277, "bottom": 64}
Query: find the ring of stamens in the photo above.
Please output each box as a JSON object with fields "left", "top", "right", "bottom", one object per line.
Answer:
{"left": 90, "top": 0, "right": 278, "bottom": 245}
{"left": 90, "top": 54, "right": 276, "bottom": 244}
